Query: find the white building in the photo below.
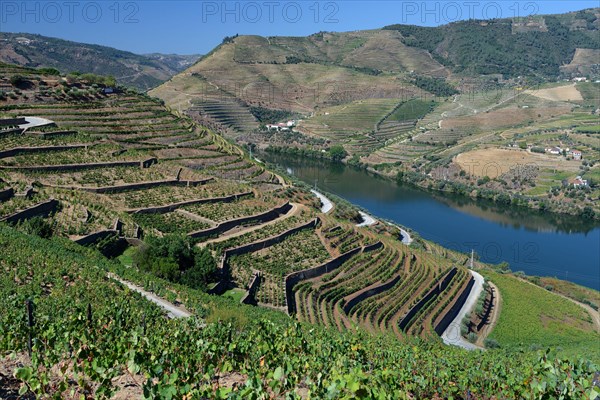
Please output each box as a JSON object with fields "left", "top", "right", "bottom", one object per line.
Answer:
{"left": 572, "top": 176, "right": 588, "bottom": 188}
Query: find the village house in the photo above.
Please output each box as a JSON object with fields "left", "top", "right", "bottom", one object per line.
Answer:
{"left": 571, "top": 149, "right": 582, "bottom": 160}
{"left": 266, "top": 120, "right": 295, "bottom": 131}
{"left": 546, "top": 146, "right": 562, "bottom": 155}
{"left": 571, "top": 176, "right": 588, "bottom": 188}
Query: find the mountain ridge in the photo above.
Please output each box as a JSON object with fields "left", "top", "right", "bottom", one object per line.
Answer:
{"left": 0, "top": 32, "right": 201, "bottom": 90}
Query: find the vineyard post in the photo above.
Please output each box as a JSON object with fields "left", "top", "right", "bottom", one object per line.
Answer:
{"left": 87, "top": 303, "right": 93, "bottom": 326}
{"left": 26, "top": 299, "right": 34, "bottom": 357}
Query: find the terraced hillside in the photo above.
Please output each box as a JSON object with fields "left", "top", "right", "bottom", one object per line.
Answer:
{"left": 0, "top": 33, "right": 200, "bottom": 90}
{"left": 149, "top": 30, "right": 431, "bottom": 137}
{"left": 1, "top": 63, "right": 599, "bottom": 399}
{"left": 1, "top": 64, "right": 477, "bottom": 343}
{"left": 2, "top": 225, "right": 597, "bottom": 399}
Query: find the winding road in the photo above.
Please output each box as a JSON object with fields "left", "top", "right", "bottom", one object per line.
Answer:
{"left": 441, "top": 270, "right": 485, "bottom": 350}
{"left": 356, "top": 211, "right": 377, "bottom": 227}
{"left": 311, "top": 189, "right": 333, "bottom": 214}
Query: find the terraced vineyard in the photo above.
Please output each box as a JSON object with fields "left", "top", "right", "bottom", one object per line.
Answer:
{"left": 2, "top": 65, "right": 597, "bottom": 397}
{"left": 189, "top": 97, "right": 258, "bottom": 134}
{"left": 183, "top": 194, "right": 280, "bottom": 223}
{"left": 229, "top": 229, "right": 331, "bottom": 307}
{"left": 0, "top": 64, "right": 483, "bottom": 344}
{"left": 2, "top": 224, "right": 596, "bottom": 399}
{"left": 0, "top": 66, "right": 272, "bottom": 243}
{"left": 132, "top": 211, "right": 212, "bottom": 235}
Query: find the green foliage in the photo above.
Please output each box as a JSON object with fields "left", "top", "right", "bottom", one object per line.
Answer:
{"left": 9, "top": 75, "right": 27, "bottom": 88}
{"left": 250, "top": 106, "right": 297, "bottom": 124}
{"left": 579, "top": 206, "right": 596, "bottom": 219}
{"left": 133, "top": 235, "right": 216, "bottom": 290}
{"left": 388, "top": 99, "right": 437, "bottom": 122}
{"left": 484, "top": 338, "right": 500, "bottom": 349}
{"left": 36, "top": 67, "right": 61, "bottom": 76}
{"left": 413, "top": 76, "right": 458, "bottom": 97}
{"left": 14, "top": 216, "right": 54, "bottom": 239}
{"left": 329, "top": 145, "right": 347, "bottom": 162}
{"left": 0, "top": 225, "right": 598, "bottom": 398}
{"left": 385, "top": 14, "right": 599, "bottom": 77}
{"left": 483, "top": 270, "right": 600, "bottom": 360}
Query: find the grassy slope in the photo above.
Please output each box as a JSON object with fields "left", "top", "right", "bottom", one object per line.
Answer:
{"left": 483, "top": 270, "right": 600, "bottom": 361}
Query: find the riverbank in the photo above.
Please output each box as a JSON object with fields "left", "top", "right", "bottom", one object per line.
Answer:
{"left": 264, "top": 147, "right": 598, "bottom": 221}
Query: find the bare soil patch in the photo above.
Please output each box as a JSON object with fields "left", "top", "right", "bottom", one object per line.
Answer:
{"left": 525, "top": 84, "right": 583, "bottom": 102}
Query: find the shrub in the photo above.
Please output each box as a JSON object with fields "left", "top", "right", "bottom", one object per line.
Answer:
{"left": 484, "top": 338, "right": 500, "bottom": 348}
{"left": 467, "top": 332, "right": 478, "bottom": 343}
{"left": 9, "top": 75, "right": 26, "bottom": 87}
{"left": 16, "top": 216, "right": 54, "bottom": 239}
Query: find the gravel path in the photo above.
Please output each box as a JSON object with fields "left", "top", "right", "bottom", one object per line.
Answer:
{"left": 441, "top": 270, "right": 485, "bottom": 350}
{"left": 108, "top": 273, "right": 192, "bottom": 319}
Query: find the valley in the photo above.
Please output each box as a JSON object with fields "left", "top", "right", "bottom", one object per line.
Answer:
{"left": 1, "top": 6, "right": 599, "bottom": 399}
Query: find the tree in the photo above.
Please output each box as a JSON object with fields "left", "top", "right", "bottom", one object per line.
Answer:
{"left": 329, "top": 145, "right": 347, "bottom": 162}
{"left": 181, "top": 248, "right": 216, "bottom": 290}
{"left": 133, "top": 235, "right": 216, "bottom": 290}
{"left": 580, "top": 206, "right": 595, "bottom": 220}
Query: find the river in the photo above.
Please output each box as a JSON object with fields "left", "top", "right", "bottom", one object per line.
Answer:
{"left": 261, "top": 153, "right": 600, "bottom": 291}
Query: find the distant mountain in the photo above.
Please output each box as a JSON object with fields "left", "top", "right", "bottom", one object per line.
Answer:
{"left": 0, "top": 33, "right": 201, "bottom": 91}
{"left": 384, "top": 8, "right": 600, "bottom": 78}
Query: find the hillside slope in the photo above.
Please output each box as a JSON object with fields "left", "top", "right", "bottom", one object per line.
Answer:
{"left": 384, "top": 8, "right": 600, "bottom": 78}
{"left": 0, "top": 32, "right": 200, "bottom": 90}
{"left": 151, "top": 8, "right": 599, "bottom": 157}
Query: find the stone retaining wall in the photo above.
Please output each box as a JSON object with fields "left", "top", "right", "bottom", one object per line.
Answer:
{"left": 240, "top": 273, "right": 261, "bottom": 305}
{"left": 46, "top": 177, "right": 214, "bottom": 194}
{"left": 0, "top": 158, "right": 157, "bottom": 172}
{"left": 284, "top": 244, "right": 374, "bottom": 315}
{"left": 0, "top": 144, "right": 87, "bottom": 159}
{"left": 127, "top": 191, "right": 253, "bottom": 214}
{"left": 74, "top": 229, "right": 119, "bottom": 246}
{"left": 188, "top": 202, "right": 292, "bottom": 239}
{"left": 398, "top": 267, "right": 458, "bottom": 332}
{"left": 342, "top": 274, "right": 402, "bottom": 315}
{"left": 35, "top": 130, "right": 78, "bottom": 138}
{"left": 435, "top": 276, "right": 475, "bottom": 336}
{"left": 0, "top": 117, "right": 26, "bottom": 126}
{"left": 476, "top": 285, "right": 494, "bottom": 332}
{"left": 0, "top": 199, "right": 59, "bottom": 224}
{"left": 0, "top": 187, "right": 14, "bottom": 202}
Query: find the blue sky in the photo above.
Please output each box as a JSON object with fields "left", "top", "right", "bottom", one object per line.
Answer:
{"left": 1, "top": 1, "right": 597, "bottom": 55}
